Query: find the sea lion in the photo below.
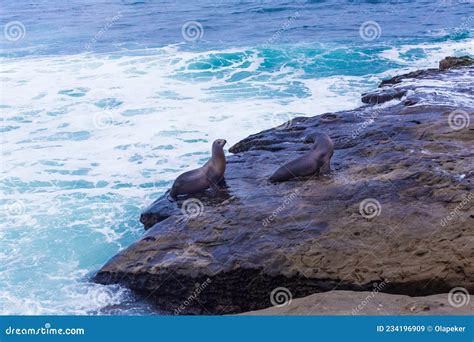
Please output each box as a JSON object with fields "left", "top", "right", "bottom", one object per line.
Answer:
{"left": 170, "top": 139, "right": 227, "bottom": 199}
{"left": 269, "top": 132, "right": 334, "bottom": 182}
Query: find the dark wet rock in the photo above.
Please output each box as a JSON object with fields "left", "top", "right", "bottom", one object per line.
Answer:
{"left": 379, "top": 69, "right": 438, "bottom": 87}
{"left": 439, "top": 55, "right": 474, "bottom": 70}
{"left": 140, "top": 185, "right": 232, "bottom": 230}
{"left": 140, "top": 193, "right": 180, "bottom": 229}
{"left": 378, "top": 56, "right": 473, "bottom": 88}
{"left": 361, "top": 88, "right": 407, "bottom": 104}
{"left": 95, "top": 62, "right": 474, "bottom": 315}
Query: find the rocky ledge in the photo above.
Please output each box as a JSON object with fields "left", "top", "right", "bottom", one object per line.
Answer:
{"left": 94, "top": 57, "right": 474, "bottom": 315}
{"left": 241, "top": 290, "right": 474, "bottom": 315}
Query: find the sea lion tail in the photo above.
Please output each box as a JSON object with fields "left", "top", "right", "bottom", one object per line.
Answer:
{"left": 269, "top": 171, "right": 283, "bottom": 183}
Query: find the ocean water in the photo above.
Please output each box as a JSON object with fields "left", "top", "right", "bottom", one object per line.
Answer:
{"left": 0, "top": 0, "right": 473, "bottom": 315}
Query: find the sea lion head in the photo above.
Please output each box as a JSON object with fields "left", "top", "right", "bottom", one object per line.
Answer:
{"left": 213, "top": 139, "right": 227, "bottom": 149}
{"left": 211, "top": 139, "right": 227, "bottom": 160}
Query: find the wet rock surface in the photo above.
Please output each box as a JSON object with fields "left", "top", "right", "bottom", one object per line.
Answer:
{"left": 439, "top": 55, "right": 474, "bottom": 70}
{"left": 95, "top": 61, "right": 474, "bottom": 315}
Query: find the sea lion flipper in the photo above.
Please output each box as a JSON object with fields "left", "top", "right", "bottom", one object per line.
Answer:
{"left": 319, "top": 155, "right": 331, "bottom": 174}
{"left": 320, "top": 150, "right": 334, "bottom": 175}
{"left": 319, "top": 161, "right": 330, "bottom": 174}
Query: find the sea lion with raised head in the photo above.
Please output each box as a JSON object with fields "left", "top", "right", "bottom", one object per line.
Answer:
{"left": 269, "top": 132, "right": 334, "bottom": 182}
{"left": 170, "top": 139, "right": 227, "bottom": 199}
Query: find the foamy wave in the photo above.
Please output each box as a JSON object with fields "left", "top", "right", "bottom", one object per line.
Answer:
{"left": 379, "top": 38, "right": 474, "bottom": 70}
{"left": 0, "top": 283, "right": 130, "bottom": 315}
{"left": 0, "top": 45, "right": 367, "bottom": 197}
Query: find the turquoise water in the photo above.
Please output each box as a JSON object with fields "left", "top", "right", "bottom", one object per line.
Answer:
{"left": 0, "top": 1, "right": 473, "bottom": 314}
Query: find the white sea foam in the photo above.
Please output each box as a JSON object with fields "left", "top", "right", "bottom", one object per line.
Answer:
{"left": 0, "top": 47, "right": 366, "bottom": 194}
{"left": 379, "top": 38, "right": 474, "bottom": 71}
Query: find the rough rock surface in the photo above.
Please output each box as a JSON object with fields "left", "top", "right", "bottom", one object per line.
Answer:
{"left": 439, "top": 55, "right": 474, "bottom": 70}
{"left": 95, "top": 60, "right": 474, "bottom": 315}
{"left": 241, "top": 290, "right": 474, "bottom": 315}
